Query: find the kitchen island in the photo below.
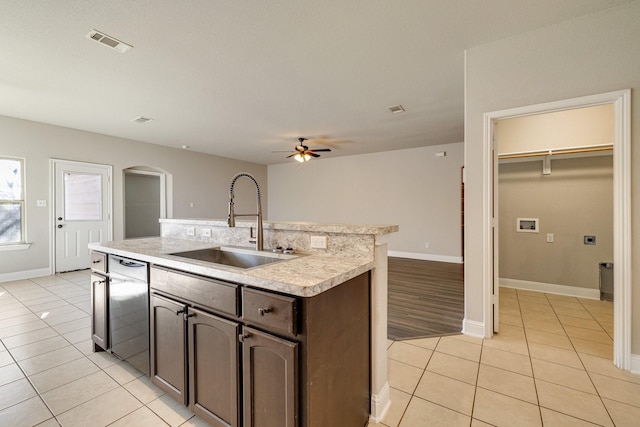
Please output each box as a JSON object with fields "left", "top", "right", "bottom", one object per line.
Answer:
{"left": 89, "top": 219, "right": 397, "bottom": 426}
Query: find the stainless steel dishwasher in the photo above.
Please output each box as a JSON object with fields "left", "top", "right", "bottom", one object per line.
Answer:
{"left": 108, "top": 254, "right": 149, "bottom": 375}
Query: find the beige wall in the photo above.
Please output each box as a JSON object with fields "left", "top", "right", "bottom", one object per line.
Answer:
{"left": 0, "top": 115, "right": 267, "bottom": 277}
{"left": 497, "top": 104, "right": 614, "bottom": 154}
{"left": 124, "top": 172, "right": 162, "bottom": 238}
{"left": 465, "top": 2, "right": 639, "bottom": 351}
{"left": 268, "top": 143, "right": 464, "bottom": 259}
{"left": 499, "top": 156, "right": 613, "bottom": 289}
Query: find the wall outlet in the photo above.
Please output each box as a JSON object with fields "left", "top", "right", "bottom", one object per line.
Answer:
{"left": 36, "top": 200, "right": 47, "bottom": 207}
{"left": 186, "top": 227, "right": 195, "bottom": 236}
{"left": 424, "top": 242, "right": 430, "bottom": 249}
{"left": 310, "top": 236, "right": 327, "bottom": 249}
{"left": 546, "top": 233, "right": 554, "bottom": 243}
{"left": 201, "top": 228, "right": 211, "bottom": 238}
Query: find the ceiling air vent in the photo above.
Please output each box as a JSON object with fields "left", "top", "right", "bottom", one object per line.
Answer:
{"left": 86, "top": 30, "right": 132, "bottom": 53}
{"left": 387, "top": 104, "right": 406, "bottom": 114}
{"left": 131, "top": 116, "right": 153, "bottom": 124}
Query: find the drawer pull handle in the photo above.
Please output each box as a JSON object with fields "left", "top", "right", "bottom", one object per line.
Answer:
{"left": 176, "top": 308, "right": 186, "bottom": 315}
{"left": 258, "top": 307, "right": 272, "bottom": 316}
{"left": 92, "top": 259, "right": 101, "bottom": 264}
{"left": 92, "top": 280, "right": 106, "bottom": 286}
{"left": 239, "top": 332, "right": 252, "bottom": 342}
{"left": 184, "top": 313, "right": 196, "bottom": 320}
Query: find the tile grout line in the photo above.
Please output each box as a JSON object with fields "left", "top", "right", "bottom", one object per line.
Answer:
{"left": 514, "top": 290, "right": 545, "bottom": 426}
{"left": 0, "top": 278, "right": 59, "bottom": 425}
{"left": 542, "top": 293, "right": 614, "bottom": 394}
{"left": 3, "top": 276, "right": 631, "bottom": 427}
{"left": 1, "top": 275, "right": 156, "bottom": 426}
{"left": 539, "top": 291, "right": 616, "bottom": 426}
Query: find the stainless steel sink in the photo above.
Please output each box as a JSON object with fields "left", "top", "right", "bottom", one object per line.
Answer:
{"left": 168, "top": 246, "right": 297, "bottom": 269}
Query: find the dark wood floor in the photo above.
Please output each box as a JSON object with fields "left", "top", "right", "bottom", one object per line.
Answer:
{"left": 388, "top": 257, "right": 464, "bottom": 340}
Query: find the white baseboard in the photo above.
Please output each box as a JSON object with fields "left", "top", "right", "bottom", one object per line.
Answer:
{"left": 388, "top": 250, "right": 463, "bottom": 264}
{"left": 500, "top": 278, "right": 600, "bottom": 300}
{"left": 462, "top": 319, "right": 485, "bottom": 338}
{"left": 631, "top": 354, "right": 640, "bottom": 375}
{"left": 0, "top": 267, "right": 52, "bottom": 283}
{"left": 369, "top": 381, "right": 391, "bottom": 422}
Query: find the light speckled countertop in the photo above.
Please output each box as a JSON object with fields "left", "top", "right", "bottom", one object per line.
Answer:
{"left": 88, "top": 237, "right": 374, "bottom": 297}
{"left": 160, "top": 218, "right": 399, "bottom": 235}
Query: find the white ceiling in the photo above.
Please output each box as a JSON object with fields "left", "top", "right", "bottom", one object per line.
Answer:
{"left": 0, "top": 1, "right": 632, "bottom": 165}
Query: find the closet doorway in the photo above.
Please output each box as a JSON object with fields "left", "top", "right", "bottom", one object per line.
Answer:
{"left": 483, "top": 90, "right": 631, "bottom": 370}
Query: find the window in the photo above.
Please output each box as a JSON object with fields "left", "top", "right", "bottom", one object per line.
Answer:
{"left": 64, "top": 172, "right": 102, "bottom": 221}
{"left": 0, "top": 157, "right": 25, "bottom": 244}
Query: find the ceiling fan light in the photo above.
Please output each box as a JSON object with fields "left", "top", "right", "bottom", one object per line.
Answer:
{"left": 303, "top": 153, "right": 311, "bottom": 161}
{"left": 294, "top": 153, "right": 305, "bottom": 162}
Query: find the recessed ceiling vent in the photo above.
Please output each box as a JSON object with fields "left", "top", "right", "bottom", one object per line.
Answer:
{"left": 131, "top": 116, "right": 153, "bottom": 124}
{"left": 86, "top": 30, "right": 132, "bottom": 53}
{"left": 387, "top": 104, "right": 406, "bottom": 114}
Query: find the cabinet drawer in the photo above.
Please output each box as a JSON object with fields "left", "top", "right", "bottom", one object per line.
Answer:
{"left": 90, "top": 251, "right": 107, "bottom": 273}
{"left": 242, "top": 288, "right": 297, "bottom": 336}
{"left": 151, "top": 266, "right": 239, "bottom": 316}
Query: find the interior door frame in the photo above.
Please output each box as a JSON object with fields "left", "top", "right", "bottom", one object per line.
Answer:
{"left": 50, "top": 158, "right": 113, "bottom": 272}
{"left": 482, "top": 89, "right": 631, "bottom": 370}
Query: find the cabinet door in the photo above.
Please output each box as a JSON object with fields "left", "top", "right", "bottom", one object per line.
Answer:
{"left": 90, "top": 273, "right": 108, "bottom": 351}
{"left": 188, "top": 307, "right": 240, "bottom": 427}
{"left": 242, "top": 326, "right": 298, "bottom": 427}
{"left": 150, "top": 293, "right": 187, "bottom": 404}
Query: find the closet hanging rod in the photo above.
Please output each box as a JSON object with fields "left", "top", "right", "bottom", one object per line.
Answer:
{"left": 499, "top": 144, "right": 613, "bottom": 160}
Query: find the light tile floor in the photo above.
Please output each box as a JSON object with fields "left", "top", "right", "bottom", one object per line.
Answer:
{"left": 369, "top": 287, "right": 640, "bottom": 427}
{"left": 1, "top": 273, "right": 637, "bottom": 426}
{"left": 0, "top": 270, "right": 209, "bottom": 427}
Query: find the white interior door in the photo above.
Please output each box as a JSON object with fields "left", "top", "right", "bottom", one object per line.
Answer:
{"left": 54, "top": 160, "right": 111, "bottom": 272}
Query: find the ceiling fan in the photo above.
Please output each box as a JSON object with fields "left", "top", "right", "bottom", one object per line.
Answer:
{"left": 275, "top": 137, "right": 332, "bottom": 162}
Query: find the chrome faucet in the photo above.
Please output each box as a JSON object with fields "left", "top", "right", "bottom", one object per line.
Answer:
{"left": 227, "top": 172, "right": 263, "bottom": 251}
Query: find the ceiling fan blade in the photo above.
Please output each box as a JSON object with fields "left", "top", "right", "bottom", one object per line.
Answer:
{"left": 309, "top": 148, "right": 331, "bottom": 152}
{"left": 309, "top": 152, "right": 321, "bottom": 158}
{"left": 286, "top": 153, "right": 297, "bottom": 158}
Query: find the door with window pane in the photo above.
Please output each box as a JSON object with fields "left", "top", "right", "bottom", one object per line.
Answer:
{"left": 54, "top": 160, "right": 111, "bottom": 272}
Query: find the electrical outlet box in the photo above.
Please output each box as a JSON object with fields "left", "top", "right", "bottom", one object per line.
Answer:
{"left": 424, "top": 242, "right": 430, "bottom": 249}
{"left": 546, "top": 233, "right": 554, "bottom": 243}
{"left": 310, "top": 236, "right": 327, "bottom": 249}
{"left": 186, "top": 227, "right": 195, "bottom": 236}
{"left": 36, "top": 200, "right": 47, "bottom": 207}
{"left": 201, "top": 228, "right": 211, "bottom": 238}
{"left": 584, "top": 235, "right": 596, "bottom": 245}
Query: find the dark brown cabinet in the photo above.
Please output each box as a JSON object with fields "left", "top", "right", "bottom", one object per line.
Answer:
{"left": 189, "top": 307, "right": 240, "bottom": 427}
{"left": 90, "top": 272, "right": 108, "bottom": 351}
{"left": 241, "top": 326, "right": 297, "bottom": 427}
{"left": 150, "top": 265, "right": 370, "bottom": 427}
{"left": 150, "top": 294, "right": 188, "bottom": 404}
{"left": 151, "top": 294, "right": 241, "bottom": 427}
{"left": 150, "top": 267, "right": 242, "bottom": 427}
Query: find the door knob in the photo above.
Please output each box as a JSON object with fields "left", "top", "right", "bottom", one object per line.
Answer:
{"left": 57, "top": 217, "right": 62, "bottom": 220}
{"left": 57, "top": 224, "right": 63, "bottom": 228}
